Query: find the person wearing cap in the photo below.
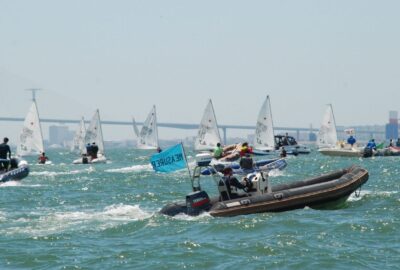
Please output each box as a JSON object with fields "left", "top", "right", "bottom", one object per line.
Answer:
{"left": 0, "top": 137, "right": 11, "bottom": 171}
{"left": 221, "top": 167, "right": 248, "bottom": 199}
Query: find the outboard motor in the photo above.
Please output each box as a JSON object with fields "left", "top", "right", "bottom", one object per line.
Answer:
{"left": 185, "top": 190, "right": 211, "bottom": 216}
{"left": 363, "top": 147, "right": 373, "bottom": 158}
{"left": 195, "top": 153, "right": 212, "bottom": 166}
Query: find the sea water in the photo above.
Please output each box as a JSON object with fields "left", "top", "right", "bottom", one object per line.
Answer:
{"left": 0, "top": 147, "right": 399, "bottom": 269}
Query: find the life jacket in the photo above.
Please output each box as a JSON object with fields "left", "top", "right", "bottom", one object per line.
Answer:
{"left": 39, "top": 156, "right": 47, "bottom": 164}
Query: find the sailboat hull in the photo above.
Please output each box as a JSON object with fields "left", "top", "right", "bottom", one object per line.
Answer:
{"left": 319, "top": 148, "right": 362, "bottom": 157}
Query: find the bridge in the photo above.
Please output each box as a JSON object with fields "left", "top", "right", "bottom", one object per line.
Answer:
{"left": 0, "top": 117, "right": 385, "bottom": 144}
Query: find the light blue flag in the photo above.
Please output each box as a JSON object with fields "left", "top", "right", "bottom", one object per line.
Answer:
{"left": 150, "top": 143, "right": 187, "bottom": 172}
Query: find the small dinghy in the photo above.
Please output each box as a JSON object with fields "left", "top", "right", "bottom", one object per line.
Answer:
{"left": 160, "top": 164, "right": 368, "bottom": 217}
{"left": 0, "top": 158, "right": 29, "bottom": 183}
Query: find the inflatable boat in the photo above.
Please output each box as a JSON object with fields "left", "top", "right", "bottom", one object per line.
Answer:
{"left": 160, "top": 165, "right": 369, "bottom": 217}
{"left": 0, "top": 159, "right": 29, "bottom": 183}
{"left": 201, "top": 158, "right": 287, "bottom": 175}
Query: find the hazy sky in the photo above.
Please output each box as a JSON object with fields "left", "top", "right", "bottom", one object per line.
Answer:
{"left": 1, "top": 1, "right": 400, "bottom": 141}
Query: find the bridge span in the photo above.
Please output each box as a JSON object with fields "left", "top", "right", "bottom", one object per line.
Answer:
{"left": 0, "top": 117, "right": 384, "bottom": 144}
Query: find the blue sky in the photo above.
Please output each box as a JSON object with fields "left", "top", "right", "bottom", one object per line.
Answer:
{"left": 1, "top": 1, "right": 400, "bottom": 140}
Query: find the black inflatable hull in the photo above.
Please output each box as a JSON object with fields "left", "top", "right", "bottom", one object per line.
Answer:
{"left": 160, "top": 166, "right": 369, "bottom": 217}
{"left": 0, "top": 166, "right": 29, "bottom": 183}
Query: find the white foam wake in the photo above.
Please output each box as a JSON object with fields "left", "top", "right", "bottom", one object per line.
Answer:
{"left": 105, "top": 164, "right": 153, "bottom": 173}
{"left": 2, "top": 204, "right": 153, "bottom": 237}
{"left": 30, "top": 167, "right": 95, "bottom": 177}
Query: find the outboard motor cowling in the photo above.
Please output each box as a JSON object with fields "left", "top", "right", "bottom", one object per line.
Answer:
{"left": 195, "top": 153, "right": 212, "bottom": 166}
{"left": 186, "top": 190, "right": 211, "bottom": 216}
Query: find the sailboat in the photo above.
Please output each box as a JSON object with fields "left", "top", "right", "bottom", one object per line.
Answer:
{"left": 17, "top": 100, "right": 52, "bottom": 164}
{"left": 73, "top": 109, "right": 107, "bottom": 164}
{"left": 71, "top": 117, "right": 86, "bottom": 154}
{"left": 252, "top": 96, "right": 310, "bottom": 155}
{"left": 318, "top": 105, "right": 363, "bottom": 157}
{"left": 194, "top": 99, "right": 222, "bottom": 151}
{"left": 134, "top": 105, "right": 159, "bottom": 150}
{"left": 253, "top": 95, "right": 275, "bottom": 153}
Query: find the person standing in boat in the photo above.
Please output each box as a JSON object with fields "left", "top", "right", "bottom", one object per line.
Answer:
{"left": 91, "top": 142, "right": 99, "bottom": 159}
{"left": 213, "top": 143, "right": 224, "bottom": 159}
{"left": 347, "top": 135, "right": 356, "bottom": 147}
{"left": 0, "top": 137, "right": 11, "bottom": 171}
{"left": 38, "top": 152, "right": 49, "bottom": 164}
{"left": 396, "top": 138, "right": 400, "bottom": 147}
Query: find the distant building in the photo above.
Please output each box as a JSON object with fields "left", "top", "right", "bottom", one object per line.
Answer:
{"left": 49, "top": 125, "right": 74, "bottom": 146}
{"left": 385, "top": 111, "right": 398, "bottom": 140}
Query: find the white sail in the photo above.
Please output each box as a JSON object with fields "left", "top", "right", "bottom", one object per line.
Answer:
{"left": 17, "top": 101, "right": 45, "bottom": 156}
{"left": 132, "top": 117, "right": 140, "bottom": 138}
{"left": 194, "top": 99, "right": 221, "bottom": 151}
{"left": 137, "top": 106, "right": 159, "bottom": 149}
{"left": 71, "top": 117, "right": 86, "bottom": 154}
{"left": 254, "top": 95, "right": 275, "bottom": 151}
{"left": 84, "top": 109, "right": 105, "bottom": 156}
{"left": 317, "top": 104, "right": 338, "bottom": 148}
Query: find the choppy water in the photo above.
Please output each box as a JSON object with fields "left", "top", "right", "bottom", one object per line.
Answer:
{"left": 0, "top": 147, "right": 399, "bottom": 269}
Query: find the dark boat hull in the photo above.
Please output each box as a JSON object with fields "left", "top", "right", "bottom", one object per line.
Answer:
{"left": 160, "top": 166, "right": 369, "bottom": 217}
{"left": 0, "top": 165, "right": 30, "bottom": 183}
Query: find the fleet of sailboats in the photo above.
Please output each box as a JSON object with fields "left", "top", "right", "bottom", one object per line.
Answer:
{"left": 7, "top": 93, "right": 380, "bottom": 170}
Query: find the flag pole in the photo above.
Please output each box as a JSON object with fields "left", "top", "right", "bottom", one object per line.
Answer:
{"left": 180, "top": 142, "right": 191, "bottom": 178}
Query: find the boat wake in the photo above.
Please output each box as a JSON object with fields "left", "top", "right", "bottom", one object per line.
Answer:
{"left": 2, "top": 204, "right": 153, "bottom": 236}
{"left": 105, "top": 164, "right": 153, "bottom": 173}
{"left": 30, "top": 167, "right": 95, "bottom": 177}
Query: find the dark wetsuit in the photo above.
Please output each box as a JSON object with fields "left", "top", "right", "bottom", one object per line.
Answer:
{"left": 221, "top": 176, "right": 247, "bottom": 200}
{"left": 239, "top": 156, "right": 254, "bottom": 170}
{"left": 91, "top": 145, "right": 99, "bottom": 159}
{"left": 0, "top": 142, "right": 11, "bottom": 170}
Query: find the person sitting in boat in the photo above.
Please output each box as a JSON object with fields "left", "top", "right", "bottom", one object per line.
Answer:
{"left": 347, "top": 135, "right": 356, "bottom": 147}
{"left": 239, "top": 153, "right": 254, "bottom": 172}
{"left": 365, "top": 139, "right": 377, "bottom": 150}
{"left": 38, "top": 152, "right": 49, "bottom": 164}
{"left": 0, "top": 137, "right": 11, "bottom": 171}
{"left": 239, "top": 142, "right": 253, "bottom": 157}
{"left": 280, "top": 147, "right": 287, "bottom": 158}
{"left": 86, "top": 143, "right": 92, "bottom": 158}
{"left": 82, "top": 153, "right": 89, "bottom": 164}
{"left": 220, "top": 167, "right": 248, "bottom": 200}
{"left": 388, "top": 139, "right": 394, "bottom": 147}
{"left": 91, "top": 142, "right": 99, "bottom": 159}
{"left": 213, "top": 143, "right": 225, "bottom": 159}
{"left": 156, "top": 147, "right": 162, "bottom": 153}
